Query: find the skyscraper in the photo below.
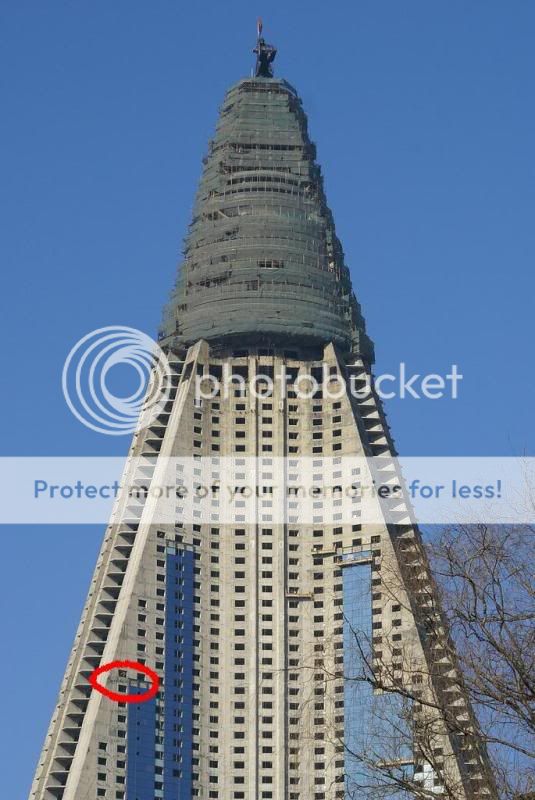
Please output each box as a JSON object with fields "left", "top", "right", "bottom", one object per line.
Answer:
{"left": 31, "top": 33, "right": 496, "bottom": 800}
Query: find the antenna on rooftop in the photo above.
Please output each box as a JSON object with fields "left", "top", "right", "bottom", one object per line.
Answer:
{"left": 253, "top": 18, "right": 277, "bottom": 78}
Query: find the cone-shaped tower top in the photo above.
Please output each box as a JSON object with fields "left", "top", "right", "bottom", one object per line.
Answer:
{"left": 160, "top": 26, "right": 374, "bottom": 362}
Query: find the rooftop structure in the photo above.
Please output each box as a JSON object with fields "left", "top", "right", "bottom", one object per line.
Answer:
{"left": 159, "top": 63, "right": 373, "bottom": 360}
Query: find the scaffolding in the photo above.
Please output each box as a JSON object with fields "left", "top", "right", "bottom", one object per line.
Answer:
{"left": 159, "top": 77, "right": 374, "bottom": 364}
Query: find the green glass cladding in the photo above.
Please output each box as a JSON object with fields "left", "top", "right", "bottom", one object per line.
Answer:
{"left": 160, "top": 77, "right": 374, "bottom": 361}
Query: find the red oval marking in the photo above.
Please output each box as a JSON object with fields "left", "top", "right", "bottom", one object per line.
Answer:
{"left": 89, "top": 660, "right": 160, "bottom": 704}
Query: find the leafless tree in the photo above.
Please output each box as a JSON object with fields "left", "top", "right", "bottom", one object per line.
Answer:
{"left": 339, "top": 523, "right": 535, "bottom": 799}
{"left": 429, "top": 523, "right": 535, "bottom": 798}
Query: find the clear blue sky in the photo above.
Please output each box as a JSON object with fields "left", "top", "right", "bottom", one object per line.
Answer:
{"left": 1, "top": 1, "right": 534, "bottom": 796}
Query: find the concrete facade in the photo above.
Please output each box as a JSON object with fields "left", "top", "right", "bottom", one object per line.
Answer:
{"left": 31, "top": 74, "right": 496, "bottom": 800}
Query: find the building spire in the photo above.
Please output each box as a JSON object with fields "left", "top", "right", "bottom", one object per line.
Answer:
{"left": 253, "top": 18, "right": 277, "bottom": 77}
{"left": 159, "top": 72, "right": 374, "bottom": 360}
